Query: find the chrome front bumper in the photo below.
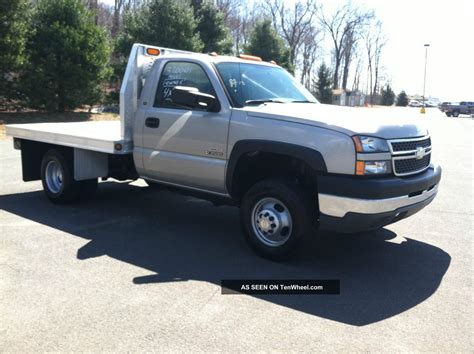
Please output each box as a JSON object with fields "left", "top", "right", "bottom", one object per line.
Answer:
{"left": 319, "top": 183, "right": 439, "bottom": 218}
{"left": 317, "top": 165, "right": 442, "bottom": 233}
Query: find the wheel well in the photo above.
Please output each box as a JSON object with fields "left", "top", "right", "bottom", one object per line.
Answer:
{"left": 229, "top": 151, "right": 319, "bottom": 201}
{"left": 18, "top": 139, "right": 137, "bottom": 182}
{"left": 18, "top": 139, "right": 72, "bottom": 182}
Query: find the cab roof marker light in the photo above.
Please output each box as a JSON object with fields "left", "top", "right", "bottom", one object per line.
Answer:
{"left": 239, "top": 54, "right": 262, "bottom": 62}
{"left": 146, "top": 48, "right": 160, "bottom": 56}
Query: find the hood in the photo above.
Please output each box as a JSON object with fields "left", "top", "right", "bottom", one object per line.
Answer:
{"left": 244, "top": 103, "right": 428, "bottom": 139}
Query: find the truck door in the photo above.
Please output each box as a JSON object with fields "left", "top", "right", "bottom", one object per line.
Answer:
{"left": 139, "top": 60, "right": 231, "bottom": 194}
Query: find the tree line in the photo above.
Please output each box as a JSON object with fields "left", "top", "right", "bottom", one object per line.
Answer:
{"left": 0, "top": 0, "right": 409, "bottom": 112}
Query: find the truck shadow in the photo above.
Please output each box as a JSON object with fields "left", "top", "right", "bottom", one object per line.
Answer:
{"left": 0, "top": 181, "right": 451, "bottom": 326}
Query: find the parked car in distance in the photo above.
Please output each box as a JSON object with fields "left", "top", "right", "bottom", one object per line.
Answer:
{"left": 440, "top": 101, "right": 474, "bottom": 117}
{"left": 408, "top": 100, "right": 422, "bottom": 107}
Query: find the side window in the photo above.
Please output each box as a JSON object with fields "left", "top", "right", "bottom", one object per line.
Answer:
{"left": 154, "top": 61, "right": 216, "bottom": 109}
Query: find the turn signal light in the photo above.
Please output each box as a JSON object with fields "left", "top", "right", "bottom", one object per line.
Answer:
{"left": 356, "top": 161, "right": 365, "bottom": 175}
{"left": 352, "top": 136, "right": 363, "bottom": 152}
{"left": 356, "top": 160, "right": 390, "bottom": 175}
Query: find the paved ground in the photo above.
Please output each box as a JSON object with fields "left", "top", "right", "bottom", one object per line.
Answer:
{"left": 0, "top": 107, "right": 472, "bottom": 351}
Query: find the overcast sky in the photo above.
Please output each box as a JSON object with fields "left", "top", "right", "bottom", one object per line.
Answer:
{"left": 100, "top": 0, "right": 473, "bottom": 101}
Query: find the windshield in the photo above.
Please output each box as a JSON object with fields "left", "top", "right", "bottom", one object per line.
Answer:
{"left": 215, "top": 62, "right": 318, "bottom": 107}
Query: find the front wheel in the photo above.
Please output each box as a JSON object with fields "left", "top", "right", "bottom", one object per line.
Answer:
{"left": 240, "top": 179, "right": 316, "bottom": 260}
{"left": 445, "top": 112, "right": 452, "bottom": 117}
{"left": 452, "top": 111, "right": 459, "bottom": 117}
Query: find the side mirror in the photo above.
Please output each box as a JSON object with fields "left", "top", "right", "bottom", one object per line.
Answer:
{"left": 171, "top": 86, "right": 220, "bottom": 112}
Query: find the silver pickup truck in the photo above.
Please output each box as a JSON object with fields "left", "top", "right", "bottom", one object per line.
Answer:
{"left": 6, "top": 43, "right": 442, "bottom": 259}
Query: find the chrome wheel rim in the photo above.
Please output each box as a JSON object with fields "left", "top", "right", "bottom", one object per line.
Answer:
{"left": 251, "top": 197, "right": 293, "bottom": 247}
{"left": 45, "top": 160, "right": 63, "bottom": 194}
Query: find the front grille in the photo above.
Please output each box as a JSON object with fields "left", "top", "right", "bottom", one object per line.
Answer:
{"left": 394, "top": 154, "right": 431, "bottom": 175}
{"left": 389, "top": 136, "right": 432, "bottom": 176}
{"left": 391, "top": 137, "right": 431, "bottom": 152}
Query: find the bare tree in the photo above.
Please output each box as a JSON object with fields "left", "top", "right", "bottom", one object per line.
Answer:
{"left": 265, "top": 0, "right": 318, "bottom": 67}
{"left": 215, "top": 0, "right": 241, "bottom": 24}
{"left": 341, "top": 27, "right": 356, "bottom": 90}
{"left": 222, "top": 1, "right": 259, "bottom": 55}
{"left": 96, "top": 2, "right": 114, "bottom": 33}
{"left": 300, "top": 26, "right": 321, "bottom": 89}
{"left": 364, "top": 20, "right": 386, "bottom": 103}
{"left": 372, "top": 27, "right": 386, "bottom": 102}
{"left": 319, "top": 2, "right": 374, "bottom": 89}
{"left": 110, "top": 0, "right": 123, "bottom": 38}
{"left": 351, "top": 53, "right": 363, "bottom": 92}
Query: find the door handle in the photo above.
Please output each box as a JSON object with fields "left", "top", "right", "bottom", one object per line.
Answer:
{"left": 145, "top": 117, "right": 160, "bottom": 128}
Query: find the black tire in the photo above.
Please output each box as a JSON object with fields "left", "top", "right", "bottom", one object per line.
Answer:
{"left": 452, "top": 111, "right": 459, "bottom": 117}
{"left": 41, "top": 149, "right": 81, "bottom": 204}
{"left": 240, "top": 178, "right": 316, "bottom": 260}
{"left": 41, "top": 149, "right": 98, "bottom": 204}
{"left": 445, "top": 113, "right": 452, "bottom": 117}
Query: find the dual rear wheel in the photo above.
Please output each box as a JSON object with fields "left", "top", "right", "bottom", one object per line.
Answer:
{"left": 41, "top": 149, "right": 97, "bottom": 204}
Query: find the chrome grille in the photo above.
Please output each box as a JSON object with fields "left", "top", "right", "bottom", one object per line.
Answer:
{"left": 389, "top": 136, "right": 432, "bottom": 176}
{"left": 394, "top": 154, "right": 431, "bottom": 175}
{"left": 391, "top": 137, "right": 431, "bottom": 152}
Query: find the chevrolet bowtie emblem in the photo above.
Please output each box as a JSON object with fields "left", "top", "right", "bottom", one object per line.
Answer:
{"left": 415, "top": 147, "right": 426, "bottom": 160}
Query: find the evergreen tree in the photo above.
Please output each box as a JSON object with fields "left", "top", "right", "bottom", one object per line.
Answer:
{"left": 117, "top": 0, "right": 203, "bottom": 57}
{"left": 381, "top": 84, "right": 395, "bottom": 106}
{"left": 314, "top": 63, "right": 333, "bottom": 104}
{"left": 21, "top": 0, "right": 111, "bottom": 111}
{"left": 245, "top": 20, "right": 293, "bottom": 72}
{"left": 194, "top": 1, "right": 233, "bottom": 54}
{"left": 396, "top": 90, "right": 409, "bottom": 106}
{"left": 0, "top": 0, "right": 28, "bottom": 102}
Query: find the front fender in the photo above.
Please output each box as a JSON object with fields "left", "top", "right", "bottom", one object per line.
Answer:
{"left": 225, "top": 139, "right": 327, "bottom": 195}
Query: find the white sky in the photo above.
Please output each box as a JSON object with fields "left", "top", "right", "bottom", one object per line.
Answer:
{"left": 100, "top": 0, "right": 473, "bottom": 101}
{"left": 348, "top": 0, "right": 473, "bottom": 101}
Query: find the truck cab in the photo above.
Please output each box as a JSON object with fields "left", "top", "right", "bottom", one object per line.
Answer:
{"left": 6, "top": 43, "right": 442, "bottom": 259}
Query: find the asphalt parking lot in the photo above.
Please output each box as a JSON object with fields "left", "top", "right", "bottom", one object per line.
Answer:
{"left": 0, "top": 108, "right": 472, "bottom": 351}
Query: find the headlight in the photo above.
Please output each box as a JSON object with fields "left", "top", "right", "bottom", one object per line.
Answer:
{"left": 356, "top": 161, "right": 391, "bottom": 175}
{"left": 352, "top": 135, "right": 389, "bottom": 153}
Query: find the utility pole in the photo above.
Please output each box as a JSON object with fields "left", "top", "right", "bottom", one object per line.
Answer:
{"left": 421, "top": 43, "right": 430, "bottom": 114}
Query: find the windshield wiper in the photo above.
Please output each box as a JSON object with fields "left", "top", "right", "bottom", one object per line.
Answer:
{"left": 289, "top": 100, "right": 317, "bottom": 104}
{"left": 244, "top": 99, "right": 285, "bottom": 105}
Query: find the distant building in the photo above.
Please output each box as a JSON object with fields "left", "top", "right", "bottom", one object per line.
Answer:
{"left": 332, "top": 89, "right": 346, "bottom": 106}
{"left": 332, "top": 89, "right": 366, "bottom": 106}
